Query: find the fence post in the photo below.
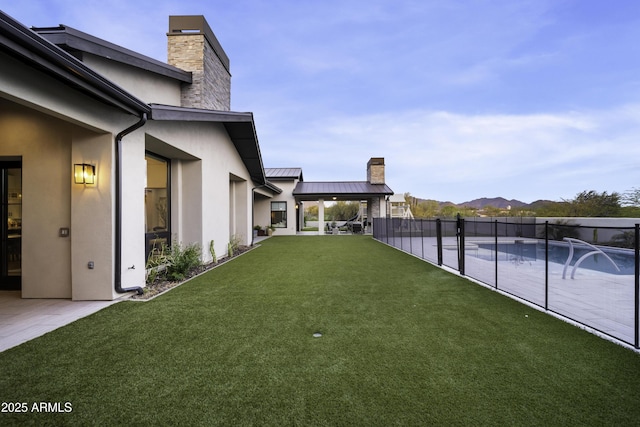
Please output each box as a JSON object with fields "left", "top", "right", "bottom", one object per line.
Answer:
{"left": 494, "top": 220, "right": 498, "bottom": 289}
{"left": 390, "top": 217, "right": 394, "bottom": 247}
{"left": 386, "top": 217, "right": 390, "bottom": 244}
{"left": 421, "top": 219, "right": 425, "bottom": 260}
{"left": 409, "top": 219, "right": 413, "bottom": 255}
{"left": 635, "top": 224, "right": 639, "bottom": 349}
{"left": 545, "top": 221, "right": 549, "bottom": 311}
{"left": 436, "top": 219, "right": 443, "bottom": 266}
{"left": 457, "top": 215, "right": 465, "bottom": 275}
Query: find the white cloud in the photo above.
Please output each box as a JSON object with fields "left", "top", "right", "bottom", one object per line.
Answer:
{"left": 259, "top": 105, "right": 640, "bottom": 203}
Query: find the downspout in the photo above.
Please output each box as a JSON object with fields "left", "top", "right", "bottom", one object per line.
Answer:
{"left": 114, "top": 113, "right": 148, "bottom": 295}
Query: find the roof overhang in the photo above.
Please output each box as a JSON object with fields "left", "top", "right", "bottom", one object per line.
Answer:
{"left": 33, "top": 24, "right": 192, "bottom": 84}
{"left": 149, "top": 104, "right": 269, "bottom": 186}
{"left": 0, "top": 10, "right": 150, "bottom": 116}
{"left": 293, "top": 181, "right": 394, "bottom": 201}
{"left": 265, "top": 168, "right": 304, "bottom": 182}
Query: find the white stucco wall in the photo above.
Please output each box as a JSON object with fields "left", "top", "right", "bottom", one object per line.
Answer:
{"left": 0, "top": 100, "right": 72, "bottom": 298}
{"left": 83, "top": 55, "right": 183, "bottom": 107}
{"left": 0, "top": 52, "right": 147, "bottom": 300}
{"left": 254, "top": 191, "right": 272, "bottom": 233}
{"left": 264, "top": 180, "right": 298, "bottom": 236}
{"left": 144, "top": 121, "right": 255, "bottom": 261}
{"left": 71, "top": 130, "right": 117, "bottom": 300}
{"left": 536, "top": 217, "right": 640, "bottom": 243}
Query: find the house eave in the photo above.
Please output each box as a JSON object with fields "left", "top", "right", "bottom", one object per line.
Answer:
{"left": 33, "top": 24, "right": 193, "bottom": 84}
{"left": 149, "top": 104, "right": 267, "bottom": 185}
{"left": 0, "top": 10, "right": 150, "bottom": 116}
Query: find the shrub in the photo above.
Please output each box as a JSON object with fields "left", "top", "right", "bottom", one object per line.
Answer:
{"left": 145, "top": 240, "right": 202, "bottom": 283}
{"left": 166, "top": 241, "right": 202, "bottom": 281}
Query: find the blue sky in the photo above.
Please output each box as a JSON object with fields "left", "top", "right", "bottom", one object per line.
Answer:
{"left": 4, "top": 0, "right": 640, "bottom": 203}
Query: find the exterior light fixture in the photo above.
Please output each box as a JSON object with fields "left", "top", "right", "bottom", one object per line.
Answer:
{"left": 74, "top": 163, "right": 96, "bottom": 184}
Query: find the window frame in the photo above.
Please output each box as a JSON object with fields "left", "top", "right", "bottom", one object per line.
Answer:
{"left": 270, "top": 201, "right": 287, "bottom": 228}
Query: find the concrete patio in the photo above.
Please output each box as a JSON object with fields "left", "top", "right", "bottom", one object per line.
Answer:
{"left": 0, "top": 291, "right": 120, "bottom": 352}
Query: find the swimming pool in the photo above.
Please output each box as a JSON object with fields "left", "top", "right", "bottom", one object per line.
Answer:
{"left": 473, "top": 240, "right": 635, "bottom": 275}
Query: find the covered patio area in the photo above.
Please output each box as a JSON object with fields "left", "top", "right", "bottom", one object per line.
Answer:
{"left": 293, "top": 180, "right": 393, "bottom": 235}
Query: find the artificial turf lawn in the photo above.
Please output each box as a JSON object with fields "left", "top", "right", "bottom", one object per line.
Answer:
{"left": 1, "top": 235, "right": 640, "bottom": 425}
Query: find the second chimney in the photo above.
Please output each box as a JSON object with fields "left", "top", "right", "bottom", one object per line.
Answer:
{"left": 167, "top": 15, "right": 231, "bottom": 110}
{"left": 367, "top": 158, "right": 385, "bottom": 184}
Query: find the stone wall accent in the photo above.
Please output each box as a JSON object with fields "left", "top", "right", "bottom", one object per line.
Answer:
{"left": 167, "top": 16, "right": 231, "bottom": 111}
{"left": 367, "top": 157, "right": 385, "bottom": 184}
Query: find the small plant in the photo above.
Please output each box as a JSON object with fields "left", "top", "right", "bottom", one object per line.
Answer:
{"left": 228, "top": 234, "right": 242, "bottom": 256}
{"left": 209, "top": 240, "right": 217, "bottom": 264}
{"left": 254, "top": 225, "right": 262, "bottom": 231}
{"left": 145, "top": 242, "right": 169, "bottom": 284}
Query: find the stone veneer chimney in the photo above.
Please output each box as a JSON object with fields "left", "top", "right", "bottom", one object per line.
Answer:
{"left": 367, "top": 157, "right": 385, "bottom": 184}
{"left": 167, "top": 15, "right": 231, "bottom": 110}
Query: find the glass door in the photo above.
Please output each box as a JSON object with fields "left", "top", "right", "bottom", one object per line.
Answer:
{"left": 0, "top": 161, "right": 21, "bottom": 290}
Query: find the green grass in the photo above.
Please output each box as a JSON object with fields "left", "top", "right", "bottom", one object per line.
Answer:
{"left": 1, "top": 236, "right": 640, "bottom": 425}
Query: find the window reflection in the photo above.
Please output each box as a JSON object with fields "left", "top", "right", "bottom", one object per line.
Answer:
{"left": 145, "top": 154, "right": 170, "bottom": 260}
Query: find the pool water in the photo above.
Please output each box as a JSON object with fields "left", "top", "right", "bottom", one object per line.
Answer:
{"left": 474, "top": 241, "right": 635, "bottom": 275}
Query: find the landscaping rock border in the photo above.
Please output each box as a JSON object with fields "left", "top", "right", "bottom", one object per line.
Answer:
{"left": 129, "top": 245, "right": 255, "bottom": 301}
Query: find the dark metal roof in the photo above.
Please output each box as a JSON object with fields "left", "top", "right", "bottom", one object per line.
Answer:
{"left": 265, "top": 168, "right": 303, "bottom": 181}
{"left": 0, "top": 10, "right": 150, "bottom": 116}
{"left": 149, "top": 104, "right": 270, "bottom": 186}
{"left": 293, "top": 181, "right": 394, "bottom": 201}
{"left": 32, "top": 24, "right": 192, "bottom": 83}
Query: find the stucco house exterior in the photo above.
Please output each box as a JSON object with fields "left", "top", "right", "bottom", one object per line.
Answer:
{"left": 255, "top": 160, "right": 394, "bottom": 236}
{"left": 255, "top": 168, "right": 305, "bottom": 236}
{"left": 0, "top": 11, "right": 392, "bottom": 301}
{"left": 0, "top": 12, "right": 284, "bottom": 299}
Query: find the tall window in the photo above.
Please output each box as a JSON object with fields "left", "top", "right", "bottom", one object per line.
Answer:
{"left": 145, "top": 153, "right": 170, "bottom": 260}
{"left": 0, "top": 161, "right": 21, "bottom": 290}
{"left": 271, "top": 201, "right": 287, "bottom": 228}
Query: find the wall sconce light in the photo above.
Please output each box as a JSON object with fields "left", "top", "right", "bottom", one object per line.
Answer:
{"left": 74, "top": 163, "right": 96, "bottom": 184}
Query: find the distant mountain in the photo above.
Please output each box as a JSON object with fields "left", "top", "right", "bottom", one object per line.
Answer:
{"left": 458, "top": 197, "right": 527, "bottom": 209}
{"left": 411, "top": 196, "right": 555, "bottom": 210}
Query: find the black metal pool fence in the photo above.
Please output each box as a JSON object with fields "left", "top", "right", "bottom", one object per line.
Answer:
{"left": 373, "top": 216, "right": 640, "bottom": 348}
